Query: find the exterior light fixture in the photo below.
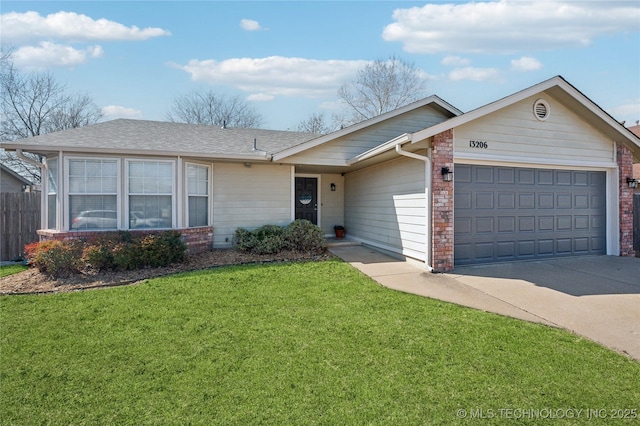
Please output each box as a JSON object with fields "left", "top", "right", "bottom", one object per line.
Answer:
{"left": 627, "top": 177, "right": 638, "bottom": 189}
{"left": 244, "top": 162, "right": 251, "bottom": 168}
{"left": 441, "top": 167, "right": 453, "bottom": 182}
{"left": 330, "top": 183, "right": 336, "bottom": 191}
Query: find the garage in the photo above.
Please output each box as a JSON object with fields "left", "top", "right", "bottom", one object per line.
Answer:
{"left": 454, "top": 164, "right": 606, "bottom": 265}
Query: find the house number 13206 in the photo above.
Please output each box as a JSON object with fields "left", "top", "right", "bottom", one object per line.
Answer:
{"left": 469, "top": 140, "right": 488, "bottom": 149}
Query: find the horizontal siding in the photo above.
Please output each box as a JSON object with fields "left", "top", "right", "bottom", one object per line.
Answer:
{"left": 212, "top": 163, "right": 291, "bottom": 247}
{"left": 345, "top": 156, "right": 426, "bottom": 260}
{"left": 319, "top": 173, "right": 344, "bottom": 235}
{"left": 287, "top": 106, "right": 449, "bottom": 165}
{"left": 455, "top": 94, "right": 615, "bottom": 164}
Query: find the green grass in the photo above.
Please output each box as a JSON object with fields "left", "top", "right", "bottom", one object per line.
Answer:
{"left": 1, "top": 260, "right": 638, "bottom": 425}
{"left": 0, "top": 264, "right": 27, "bottom": 277}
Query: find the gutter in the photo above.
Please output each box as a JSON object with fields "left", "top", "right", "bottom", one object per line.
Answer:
{"left": 395, "top": 143, "right": 433, "bottom": 272}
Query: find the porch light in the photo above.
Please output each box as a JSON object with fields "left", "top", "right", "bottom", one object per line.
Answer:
{"left": 627, "top": 177, "right": 638, "bottom": 189}
{"left": 441, "top": 167, "right": 453, "bottom": 182}
{"left": 330, "top": 183, "right": 336, "bottom": 191}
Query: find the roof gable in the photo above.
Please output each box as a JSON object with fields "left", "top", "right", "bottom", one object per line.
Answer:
{"left": 411, "top": 76, "right": 640, "bottom": 160}
{"left": 272, "top": 95, "right": 461, "bottom": 161}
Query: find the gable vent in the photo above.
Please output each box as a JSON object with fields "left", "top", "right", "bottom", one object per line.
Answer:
{"left": 533, "top": 99, "right": 550, "bottom": 121}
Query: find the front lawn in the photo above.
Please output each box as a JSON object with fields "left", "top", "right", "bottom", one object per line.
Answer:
{"left": 1, "top": 260, "right": 638, "bottom": 424}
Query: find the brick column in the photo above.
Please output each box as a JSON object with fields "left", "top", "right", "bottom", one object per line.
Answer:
{"left": 431, "top": 129, "right": 455, "bottom": 272}
{"left": 617, "top": 143, "right": 635, "bottom": 257}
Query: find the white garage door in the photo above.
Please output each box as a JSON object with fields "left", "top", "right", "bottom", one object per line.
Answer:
{"left": 454, "top": 165, "right": 606, "bottom": 265}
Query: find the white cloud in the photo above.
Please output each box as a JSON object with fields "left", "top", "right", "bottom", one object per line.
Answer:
{"left": 511, "top": 56, "right": 543, "bottom": 71}
{"left": 1, "top": 11, "right": 170, "bottom": 44}
{"left": 173, "top": 56, "right": 369, "bottom": 98}
{"left": 449, "top": 67, "right": 500, "bottom": 81}
{"left": 101, "top": 105, "right": 143, "bottom": 120}
{"left": 13, "top": 42, "right": 104, "bottom": 69}
{"left": 240, "top": 19, "right": 263, "bottom": 31}
{"left": 441, "top": 56, "right": 471, "bottom": 67}
{"left": 246, "top": 93, "right": 274, "bottom": 102}
{"left": 382, "top": 1, "right": 640, "bottom": 54}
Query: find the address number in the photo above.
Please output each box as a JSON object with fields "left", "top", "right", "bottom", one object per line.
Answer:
{"left": 470, "top": 140, "right": 488, "bottom": 149}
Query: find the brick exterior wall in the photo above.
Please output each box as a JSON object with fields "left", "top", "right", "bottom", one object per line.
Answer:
{"left": 37, "top": 226, "right": 214, "bottom": 254}
{"left": 617, "top": 143, "right": 635, "bottom": 257}
{"left": 431, "top": 129, "right": 455, "bottom": 272}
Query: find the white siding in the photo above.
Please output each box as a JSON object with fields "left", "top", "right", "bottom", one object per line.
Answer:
{"left": 345, "top": 156, "right": 427, "bottom": 260}
{"left": 287, "top": 107, "right": 449, "bottom": 165}
{"left": 319, "top": 173, "right": 344, "bottom": 235}
{"left": 212, "top": 163, "right": 291, "bottom": 247}
{"left": 455, "top": 94, "right": 616, "bottom": 166}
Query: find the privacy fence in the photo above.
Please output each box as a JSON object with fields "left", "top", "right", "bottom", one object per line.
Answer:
{"left": 1, "top": 192, "right": 40, "bottom": 261}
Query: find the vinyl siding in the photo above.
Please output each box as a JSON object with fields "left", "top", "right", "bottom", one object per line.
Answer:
{"left": 345, "top": 156, "right": 427, "bottom": 260}
{"left": 212, "top": 163, "right": 292, "bottom": 247}
{"left": 286, "top": 107, "right": 449, "bottom": 165}
{"left": 319, "top": 173, "right": 344, "bottom": 235}
{"left": 455, "top": 94, "right": 615, "bottom": 165}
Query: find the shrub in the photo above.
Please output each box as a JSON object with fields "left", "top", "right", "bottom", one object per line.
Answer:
{"left": 234, "top": 220, "right": 326, "bottom": 255}
{"left": 284, "top": 220, "right": 327, "bottom": 254}
{"left": 234, "top": 224, "right": 286, "bottom": 254}
{"left": 25, "top": 240, "right": 84, "bottom": 278}
{"left": 24, "top": 230, "right": 188, "bottom": 277}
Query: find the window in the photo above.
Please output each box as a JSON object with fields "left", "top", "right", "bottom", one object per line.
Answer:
{"left": 187, "top": 164, "right": 209, "bottom": 227}
{"left": 47, "top": 157, "right": 58, "bottom": 229}
{"left": 68, "top": 159, "right": 118, "bottom": 230}
{"left": 128, "top": 160, "right": 173, "bottom": 229}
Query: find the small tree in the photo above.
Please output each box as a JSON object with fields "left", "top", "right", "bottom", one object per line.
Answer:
{"left": 167, "top": 90, "right": 263, "bottom": 128}
{"left": 296, "top": 112, "right": 332, "bottom": 134}
{"left": 338, "top": 55, "right": 428, "bottom": 125}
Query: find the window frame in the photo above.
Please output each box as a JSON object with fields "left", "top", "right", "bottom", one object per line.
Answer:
{"left": 185, "top": 162, "right": 211, "bottom": 228}
{"left": 124, "top": 158, "right": 177, "bottom": 230}
{"left": 64, "top": 156, "right": 121, "bottom": 231}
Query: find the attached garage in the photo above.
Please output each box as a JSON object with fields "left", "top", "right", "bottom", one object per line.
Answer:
{"left": 454, "top": 164, "right": 606, "bottom": 265}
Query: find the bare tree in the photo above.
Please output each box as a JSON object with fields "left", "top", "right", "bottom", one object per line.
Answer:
{"left": 0, "top": 49, "right": 102, "bottom": 182}
{"left": 167, "top": 90, "right": 263, "bottom": 128}
{"left": 338, "top": 55, "right": 428, "bottom": 125}
{"left": 296, "top": 112, "right": 332, "bottom": 134}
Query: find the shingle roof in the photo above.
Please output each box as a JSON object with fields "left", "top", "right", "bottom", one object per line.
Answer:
{"left": 0, "top": 119, "right": 319, "bottom": 159}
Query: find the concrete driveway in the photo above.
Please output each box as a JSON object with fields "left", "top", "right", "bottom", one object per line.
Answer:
{"left": 329, "top": 245, "right": 640, "bottom": 361}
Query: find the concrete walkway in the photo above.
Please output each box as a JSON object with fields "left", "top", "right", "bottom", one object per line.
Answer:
{"left": 329, "top": 245, "right": 640, "bottom": 361}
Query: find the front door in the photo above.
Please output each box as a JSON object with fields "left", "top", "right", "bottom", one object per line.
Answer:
{"left": 295, "top": 177, "right": 318, "bottom": 225}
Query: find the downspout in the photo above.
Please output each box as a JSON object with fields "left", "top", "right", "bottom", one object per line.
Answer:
{"left": 15, "top": 149, "right": 48, "bottom": 230}
{"left": 395, "top": 143, "right": 433, "bottom": 271}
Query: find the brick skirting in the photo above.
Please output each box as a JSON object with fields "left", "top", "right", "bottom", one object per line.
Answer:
{"left": 37, "top": 226, "right": 214, "bottom": 254}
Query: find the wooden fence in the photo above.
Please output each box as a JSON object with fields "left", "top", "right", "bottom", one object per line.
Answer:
{"left": 634, "top": 193, "right": 640, "bottom": 257}
{"left": 0, "top": 192, "right": 40, "bottom": 261}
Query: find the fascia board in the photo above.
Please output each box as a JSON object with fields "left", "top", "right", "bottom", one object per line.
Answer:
{"left": 347, "top": 133, "right": 412, "bottom": 165}
{"left": 2, "top": 145, "right": 271, "bottom": 161}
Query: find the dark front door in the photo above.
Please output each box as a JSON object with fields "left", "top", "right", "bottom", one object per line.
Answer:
{"left": 295, "top": 177, "right": 318, "bottom": 225}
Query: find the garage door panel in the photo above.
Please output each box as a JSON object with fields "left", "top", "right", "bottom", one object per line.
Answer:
{"left": 454, "top": 164, "right": 606, "bottom": 265}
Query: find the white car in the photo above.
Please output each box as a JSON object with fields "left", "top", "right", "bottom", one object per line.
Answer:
{"left": 71, "top": 210, "right": 117, "bottom": 229}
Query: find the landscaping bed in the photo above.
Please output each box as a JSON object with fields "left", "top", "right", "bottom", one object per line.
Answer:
{"left": 0, "top": 249, "right": 334, "bottom": 295}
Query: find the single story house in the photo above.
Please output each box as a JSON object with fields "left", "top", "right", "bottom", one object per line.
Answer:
{"left": 2, "top": 76, "right": 639, "bottom": 271}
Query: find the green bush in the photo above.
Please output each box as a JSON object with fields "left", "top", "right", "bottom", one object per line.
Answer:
{"left": 284, "top": 220, "right": 327, "bottom": 254}
{"left": 25, "top": 231, "right": 187, "bottom": 277}
{"left": 233, "top": 220, "right": 326, "bottom": 255}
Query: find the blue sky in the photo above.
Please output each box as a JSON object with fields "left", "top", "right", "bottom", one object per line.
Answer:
{"left": 2, "top": 1, "right": 639, "bottom": 131}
